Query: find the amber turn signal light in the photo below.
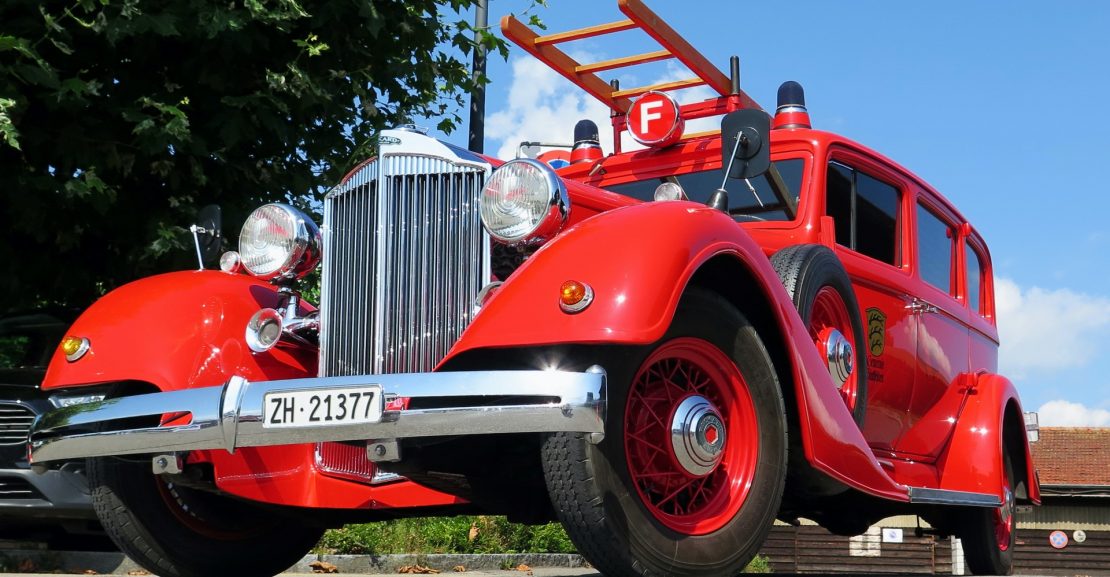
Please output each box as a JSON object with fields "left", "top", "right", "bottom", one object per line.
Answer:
{"left": 61, "top": 336, "right": 90, "bottom": 362}
{"left": 559, "top": 280, "right": 594, "bottom": 314}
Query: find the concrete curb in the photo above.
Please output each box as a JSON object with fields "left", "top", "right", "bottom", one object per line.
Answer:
{"left": 0, "top": 550, "right": 589, "bottom": 575}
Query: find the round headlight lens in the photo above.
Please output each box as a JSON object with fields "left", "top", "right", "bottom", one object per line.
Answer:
{"left": 480, "top": 159, "right": 569, "bottom": 245}
{"left": 239, "top": 204, "right": 321, "bottom": 281}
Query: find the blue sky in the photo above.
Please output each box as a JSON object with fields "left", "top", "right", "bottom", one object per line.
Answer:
{"left": 432, "top": 0, "right": 1110, "bottom": 425}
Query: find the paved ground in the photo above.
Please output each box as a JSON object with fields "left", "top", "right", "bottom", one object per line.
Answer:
{"left": 0, "top": 547, "right": 1036, "bottom": 576}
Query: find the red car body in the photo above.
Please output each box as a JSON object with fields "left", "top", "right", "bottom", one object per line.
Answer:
{"left": 29, "top": 2, "right": 1037, "bottom": 576}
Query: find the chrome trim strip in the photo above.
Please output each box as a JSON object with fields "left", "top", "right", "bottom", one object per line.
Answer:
{"left": 907, "top": 487, "right": 1002, "bottom": 507}
{"left": 29, "top": 369, "right": 605, "bottom": 464}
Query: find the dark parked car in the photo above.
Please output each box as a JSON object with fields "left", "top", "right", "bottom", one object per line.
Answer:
{"left": 0, "top": 309, "right": 102, "bottom": 544}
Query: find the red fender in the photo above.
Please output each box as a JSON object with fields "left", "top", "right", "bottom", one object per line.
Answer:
{"left": 42, "top": 270, "right": 316, "bottom": 392}
{"left": 41, "top": 270, "right": 464, "bottom": 510}
{"left": 936, "top": 373, "right": 1041, "bottom": 504}
{"left": 446, "top": 202, "right": 910, "bottom": 502}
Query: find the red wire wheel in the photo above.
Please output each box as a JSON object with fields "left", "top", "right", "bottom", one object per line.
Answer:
{"left": 959, "top": 448, "right": 1018, "bottom": 574}
{"left": 993, "top": 486, "right": 1015, "bottom": 552}
{"left": 624, "top": 337, "right": 759, "bottom": 535}
{"left": 770, "top": 244, "right": 867, "bottom": 425}
{"left": 808, "top": 286, "right": 861, "bottom": 414}
{"left": 155, "top": 478, "right": 262, "bottom": 541}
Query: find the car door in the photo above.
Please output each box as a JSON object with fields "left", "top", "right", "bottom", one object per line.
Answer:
{"left": 823, "top": 153, "right": 916, "bottom": 454}
{"left": 893, "top": 194, "right": 972, "bottom": 459}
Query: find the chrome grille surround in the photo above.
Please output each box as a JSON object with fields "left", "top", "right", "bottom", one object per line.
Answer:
{"left": 0, "top": 402, "right": 35, "bottom": 446}
{"left": 321, "top": 130, "right": 491, "bottom": 377}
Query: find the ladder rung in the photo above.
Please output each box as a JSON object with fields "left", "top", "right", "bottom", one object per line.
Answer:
{"left": 576, "top": 50, "right": 674, "bottom": 74}
{"left": 612, "top": 77, "right": 705, "bottom": 99}
{"left": 534, "top": 19, "right": 638, "bottom": 45}
{"left": 682, "top": 129, "right": 721, "bottom": 140}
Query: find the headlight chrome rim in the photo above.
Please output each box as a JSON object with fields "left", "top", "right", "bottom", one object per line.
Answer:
{"left": 238, "top": 204, "right": 321, "bottom": 281}
{"left": 245, "top": 308, "right": 284, "bottom": 353}
{"left": 480, "top": 159, "right": 570, "bottom": 245}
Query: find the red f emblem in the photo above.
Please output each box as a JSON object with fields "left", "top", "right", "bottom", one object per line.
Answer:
{"left": 627, "top": 91, "right": 684, "bottom": 148}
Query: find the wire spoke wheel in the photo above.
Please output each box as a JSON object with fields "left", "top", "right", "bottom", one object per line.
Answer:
{"left": 625, "top": 337, "right": 759, "bottom": 535}
{"left": 771, "top": 244, "right": 868, "bottom": 426}
{"left": 809, "top": 286, "right": 861, "bottom": 414}
{"left": 542, "top": 288, "right": 786, "bottom": 577}
{"left": 959, "top": 446, "right": 1017, "bottom": 575}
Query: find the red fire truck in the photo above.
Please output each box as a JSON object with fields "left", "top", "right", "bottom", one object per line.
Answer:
{"left": 29, "top": 1, "right": 1038, "bottom": 576}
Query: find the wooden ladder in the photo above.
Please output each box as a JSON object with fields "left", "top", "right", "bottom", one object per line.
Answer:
{"left": 501, "top": 0, "right": 761, "bottom": 115}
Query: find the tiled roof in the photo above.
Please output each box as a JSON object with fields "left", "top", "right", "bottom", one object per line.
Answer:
{"left": 1030, "top": 427, "right": 1110, "bottom": 487}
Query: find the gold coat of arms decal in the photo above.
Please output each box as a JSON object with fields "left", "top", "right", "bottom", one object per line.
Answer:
{"left": 866, "top": 307, "right": 886, "bottom": 357}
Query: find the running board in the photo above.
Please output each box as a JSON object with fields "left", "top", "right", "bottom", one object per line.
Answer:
{"left": 908, "top": 487, "right": 1001, "bottom": 507}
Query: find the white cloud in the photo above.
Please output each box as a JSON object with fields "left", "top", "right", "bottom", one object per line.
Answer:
{"left": 995, "top": 277, "right": 1110, "bottom": 377}
{"left": 1036, "top": 399, "right": 1110, "bottom": 427}
{"left": 486, "top": 56, "right": 616, "bottom": 161}
{"left": 486, "top": 57, "right": 725, "bottom": 161}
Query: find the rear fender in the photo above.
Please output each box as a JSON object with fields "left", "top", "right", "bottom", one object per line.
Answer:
{"left": 937, "top": 373, "right": 1041, "bottom": 504}
{"left": 446, "top": 202, "right": 910, "bottom": 501}
{"left": 42, "top": 270, "right": 317, "bottom": 392}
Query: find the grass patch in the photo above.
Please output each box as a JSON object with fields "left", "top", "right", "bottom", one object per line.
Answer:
{"left": 316, "top": 516, "right": 575, "bottom": 555}
{"left": 317, "top": 516, "right": 771, "bottom": 572}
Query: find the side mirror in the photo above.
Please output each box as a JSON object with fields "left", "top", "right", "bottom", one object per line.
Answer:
{"left": 193, "top": 204, "right": 223, "bottom": 268}
{"left": 720, "top": 109, "right": 771, "bottom": 180}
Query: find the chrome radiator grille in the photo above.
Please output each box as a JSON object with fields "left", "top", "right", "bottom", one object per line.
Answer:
{"left": 321, "top": 151, "right": 490, "bottom": 376}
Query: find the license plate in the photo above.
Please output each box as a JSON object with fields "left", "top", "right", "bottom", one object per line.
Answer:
{"left": 263, "top": 386, "right": 383, "bottom": 428}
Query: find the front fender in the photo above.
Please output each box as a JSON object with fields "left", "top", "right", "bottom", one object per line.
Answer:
{"left": 937, "top": 373, "right": 1041, "bottom": 504}
{"left": 43, "top": 270, "right": 316, "bottom": 392}
{"left": 448, "top": 201, "right": 772, "bottom": 352}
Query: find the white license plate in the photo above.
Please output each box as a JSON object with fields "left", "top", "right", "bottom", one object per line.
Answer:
{"left": 263, "top": 386, "right": 383, "bottom": 428}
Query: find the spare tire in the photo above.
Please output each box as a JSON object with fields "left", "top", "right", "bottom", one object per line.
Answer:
{"left": 771, "top": 244, "right": 867, "bottom": 426}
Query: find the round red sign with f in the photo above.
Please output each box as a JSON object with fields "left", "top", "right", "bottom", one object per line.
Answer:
{"left": 628, "top": 91, "right": 685, "bottom": 148}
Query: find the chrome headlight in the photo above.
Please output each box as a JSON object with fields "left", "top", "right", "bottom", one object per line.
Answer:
{"left": 239, "top": 204, "right": 321, "bottom": 281}
{"left": 480, "top": 159, "right": 570, "bottom": 245}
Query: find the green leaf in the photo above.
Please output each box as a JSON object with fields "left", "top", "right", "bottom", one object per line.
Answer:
{"left": 0, "top": 98, "right": 21, "bottom": 150}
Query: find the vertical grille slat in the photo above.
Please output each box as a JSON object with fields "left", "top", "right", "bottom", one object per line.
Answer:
{"left": 321, "top": 153, "right": 490, "bottom": 377}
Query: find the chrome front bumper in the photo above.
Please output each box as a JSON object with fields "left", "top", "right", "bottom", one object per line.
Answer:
{"left": 29, "top": 369, "right": 606, "bottom": 464}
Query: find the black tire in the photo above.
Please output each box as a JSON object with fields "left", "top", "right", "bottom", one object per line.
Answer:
{"left": 89, "top": 457, "right": 324, "bottom": 577}
{"left": 959, "top": 448, "right": 1016, "bottom": 575}
{"left": 770, "top": 244, "right": 868, "bottom": 426}
{"left": 542, "top": 288, "right": 787, "bottom": 577}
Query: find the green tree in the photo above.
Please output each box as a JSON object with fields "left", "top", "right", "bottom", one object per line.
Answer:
{"left": 0, "top": 0, "right": 518, "bottom": 308}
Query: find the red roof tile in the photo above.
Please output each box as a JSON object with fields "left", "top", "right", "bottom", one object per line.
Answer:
{"left": 1030, "top": 428, "right": 1110, "bottom": 486}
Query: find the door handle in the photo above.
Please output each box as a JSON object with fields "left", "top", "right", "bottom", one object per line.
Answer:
{"left": 905, "top": 298, "right": 939, "bottom": 314}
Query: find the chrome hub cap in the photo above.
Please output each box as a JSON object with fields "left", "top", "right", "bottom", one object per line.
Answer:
{"left": 670, "top": 395, "right": 726, "bottom": 477}
{"left": 1000, "top": 486, "right": 1014, "bottom": 525}
{"left": 822, "top": 328, "right": 854, "bottom": 388}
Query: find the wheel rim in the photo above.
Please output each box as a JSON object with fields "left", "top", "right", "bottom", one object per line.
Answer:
{"left": 809, "top": 286, "right": 860, "bottom": 414}
{"left": 624, "top": 337, "right": 759, "bottom": 535}
{"left": 995, "top": 485, "right": 1015, "bottom": 551}
{"left": 155, "top": 478, "right": 261, "bottom": 540}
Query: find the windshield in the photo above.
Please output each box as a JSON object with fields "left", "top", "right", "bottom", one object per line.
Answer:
{"left": 604, "top": 158, "right": 805, "bottom": 221}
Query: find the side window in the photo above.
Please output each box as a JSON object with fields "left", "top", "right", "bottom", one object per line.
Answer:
{"left": 825, "top": 161, "right": 900, "bottom": 265}
{"left": 966, "top": 244, "right": 982, "bottom": 314}
{"left": 916, "top": 203, "right": 954, "bottom": 293}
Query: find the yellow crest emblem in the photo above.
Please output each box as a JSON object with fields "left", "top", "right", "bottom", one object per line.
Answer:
{"left": 866, "top": 307, "right": 886, "bottom": 357}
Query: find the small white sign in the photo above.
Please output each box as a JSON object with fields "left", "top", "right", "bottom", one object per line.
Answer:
{"left": 1074, "top": 530, "right": 1087, "bottom": 544}
{"left": 882, "top": 528, "right": 904, "bottom": 543}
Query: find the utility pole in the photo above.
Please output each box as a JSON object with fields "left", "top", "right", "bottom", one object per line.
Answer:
{"left": 468, "top": 0, "right": 488, "bottom": 153}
